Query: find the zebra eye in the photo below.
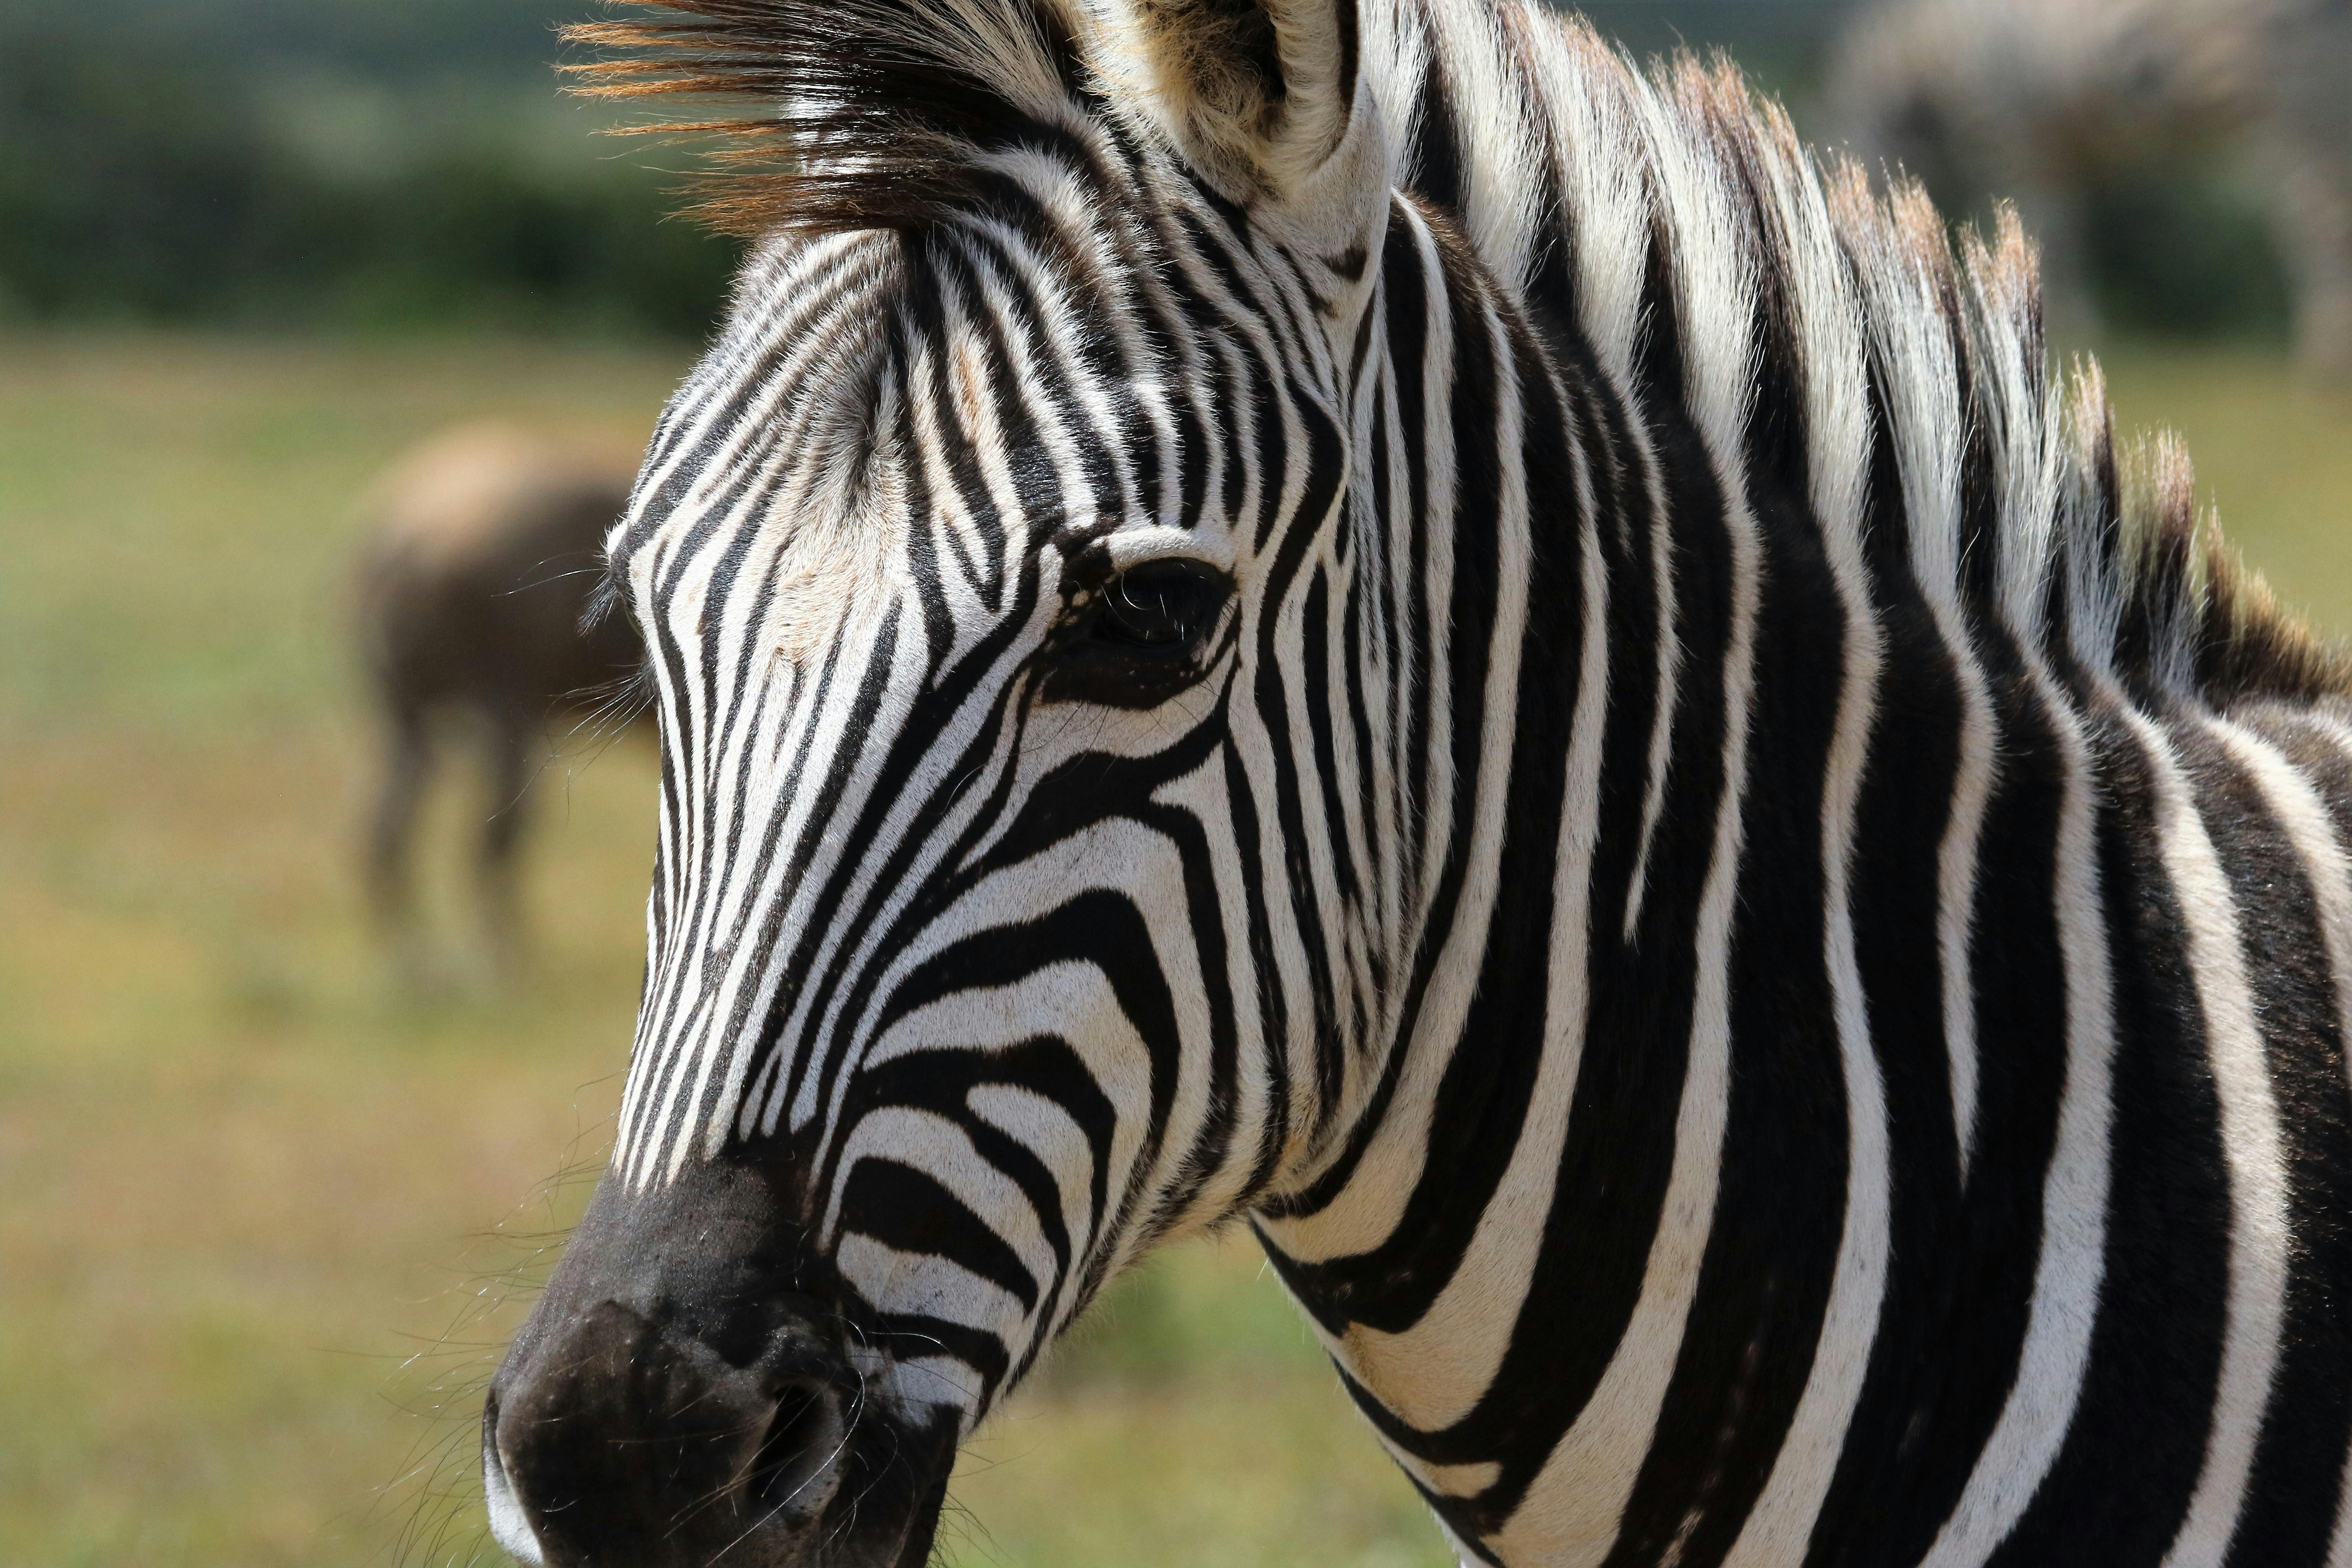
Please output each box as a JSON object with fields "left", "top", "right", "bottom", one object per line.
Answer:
{"left": 1045, "top": 557, "right": 1231, "bottom": 706}
{"left": 1089, "top": 560, "right": 1227, "bottom": 654}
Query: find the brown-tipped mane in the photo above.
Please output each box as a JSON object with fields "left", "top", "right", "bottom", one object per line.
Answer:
{"left": 2199, "top": 548, "right": 2350, "bottom": 707}
{"left": 563, "top": 0, "right": 1086, "bottom": 236}
{"left": 2105, "top": 420, "right": 2350, "bottom": 708}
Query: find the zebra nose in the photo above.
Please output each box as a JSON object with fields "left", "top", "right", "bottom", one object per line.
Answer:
{"left": 485, "top": 1298, "right": 851, "bottom": 1567}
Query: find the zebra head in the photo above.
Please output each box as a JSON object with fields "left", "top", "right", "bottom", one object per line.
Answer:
{"left": 487, "top": 0, "right": 1406, "bottom": 1561}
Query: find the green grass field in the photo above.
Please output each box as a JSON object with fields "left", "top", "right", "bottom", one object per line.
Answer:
{"left": 3, "top": 331, "right": 2349, "bottom": 1568}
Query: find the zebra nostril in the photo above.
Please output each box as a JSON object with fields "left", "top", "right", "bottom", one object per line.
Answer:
{"left": 487, "top": 1299, "right": 865, "bottom": 1563}
{"left": 748, "top": 1377, "right": 845, "bottom": 1513}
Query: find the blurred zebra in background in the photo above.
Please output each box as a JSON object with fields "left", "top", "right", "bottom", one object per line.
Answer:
{"left": 1829, "top": 0, "right": 2352, "bottom": 377}
{"left": 356, "top": 425, "right": 644, "bottom": 983}
{"left": 479, "top": 0, "right": 2352, "bottom": 1562}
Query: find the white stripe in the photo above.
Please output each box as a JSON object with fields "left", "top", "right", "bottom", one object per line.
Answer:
{"left": 2238, "top": 710, "right": 2352, "bottom": 1568}
{"left": 1491, "top": 67, "right": 1761, "bottom": 1559}
{"left": 1490, "top": 448, "right": 1756, "bottom": 1565}
{"left": 1256, "top": 213, "right": 1524, "bottom": 1259}
{"left": 1834, "top": 171, "right": 1997, "bottom": 1181}
{"left": 1340, "top": 354, "right": 1611, "bottom": 1430}
{"left": 2124, "top": 707, "right": 2290, "bottom": 1568}
{"left": 1939, "top": 669, "right": 1996, "bottom": 1180}
{"left": 1722, "top": 98, "right": 1888, "bottom": 1565}
{"left": 1519, "top": 32, "right": 1679, "bottom": 946}
{"left": 1920, "top": 679, "right": 2113, "bottom": 1568}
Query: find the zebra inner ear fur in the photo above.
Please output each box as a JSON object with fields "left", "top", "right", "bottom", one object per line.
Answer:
{"left": 1120, "top": 0, "right": 1365, "bottom": 200}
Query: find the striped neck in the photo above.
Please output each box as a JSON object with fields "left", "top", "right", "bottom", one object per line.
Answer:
{"left": 1235, "top": 6, "right": 2352, "bottom": 1562}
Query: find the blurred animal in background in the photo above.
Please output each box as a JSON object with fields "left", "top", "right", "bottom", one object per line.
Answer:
{"left": 355, "top": 424, "right": 645, "bottom": 985}
{"left": 1828, "top": 0, "right": 2352, "bottom": 377}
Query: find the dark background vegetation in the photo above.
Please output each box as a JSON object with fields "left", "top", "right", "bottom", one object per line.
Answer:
{"left": 0, "top": 0, "right": 738, "bottom": 335}
{"left": 0, "top": 0, "right": 2291, "bottom": 341}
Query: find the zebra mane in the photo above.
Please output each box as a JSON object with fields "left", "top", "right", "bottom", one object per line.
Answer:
{"left": 563, "top": 0, "right": 1093, "bottom": 234}
{"left": 1911, "top": 192, "right": 2343, "bottom": 708}
{"left": 567, "top": 0, "right": 2347, "bottom": 708}
{"left": 1544, "top": 39, "right": 2349, "bottom": 711}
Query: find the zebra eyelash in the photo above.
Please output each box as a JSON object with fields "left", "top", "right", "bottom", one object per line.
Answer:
{"left": 577, "top": 558, "right": 659, "bottom": 719}
{"left": 579, "top": 558, "right": 631, "bottom": 640}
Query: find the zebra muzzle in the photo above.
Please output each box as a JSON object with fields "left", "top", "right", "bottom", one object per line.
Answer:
{"left": 484, "top": 1291, "right": 943, "bottom": 1567}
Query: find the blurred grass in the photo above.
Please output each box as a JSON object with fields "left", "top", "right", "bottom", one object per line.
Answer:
{"left": 0, "top": 331, "right": 2346, "bottom": 1567}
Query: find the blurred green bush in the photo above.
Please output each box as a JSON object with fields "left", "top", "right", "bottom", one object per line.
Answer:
{"left": 2085, "top": 170, "right": 2294, "bottom": 342}
{"left": 0, "top": 18, "right": 740, "bottom": 337}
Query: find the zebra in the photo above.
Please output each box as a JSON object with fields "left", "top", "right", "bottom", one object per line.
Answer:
{"left": 1825, "top": 0, "right": 2352, "bottom": 378}
{"left": 356, "top": 423, "right": 644, "bottom": 982}
{"left": 483, "top": 0, "right": 2352, "bottom": 1562}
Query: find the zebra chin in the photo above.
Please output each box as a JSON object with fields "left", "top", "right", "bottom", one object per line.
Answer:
{"left": 482, "top": 1161, "right": 964, "bottom": 1568}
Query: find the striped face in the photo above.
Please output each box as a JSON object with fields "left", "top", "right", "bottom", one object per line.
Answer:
{"left": 480, "top": 2, "right": 1401, "bottom": 1554}
{"left": 597, "top": 175, "right": 1368, "bottom": 1423}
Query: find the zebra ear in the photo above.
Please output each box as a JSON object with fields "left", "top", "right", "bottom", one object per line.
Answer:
{"left": 1101, "top": 0, "right": 1367, "bottom": 205}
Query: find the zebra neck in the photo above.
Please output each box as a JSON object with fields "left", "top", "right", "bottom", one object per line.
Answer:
{"left": 1248, "top": 64, "right": 2352, "bottom": 1563}
{"left": 1251, "top": 107, "right": 1945, "bottom": 1541}
{"left": 1252, "top": 182, "right": 1650, "bottom": 1268}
